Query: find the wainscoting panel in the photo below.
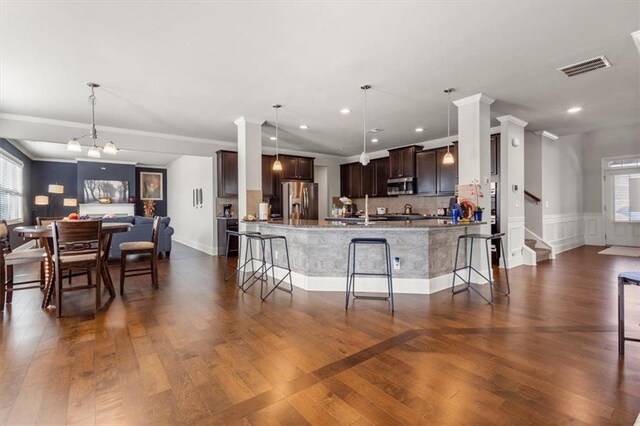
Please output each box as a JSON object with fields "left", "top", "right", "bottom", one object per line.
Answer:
{"left": 583, "top": 213, "right": 605, "bottom": 246}
{"left": 506, "top": 216, "right": 525, "bottom": 268}
{"left": 543, "top": 214, "right": 585, "bottom": 255}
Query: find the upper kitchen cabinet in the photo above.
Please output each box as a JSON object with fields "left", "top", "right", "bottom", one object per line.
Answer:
{"left": 340, "top": 158, "right": 389, "bottom": 198}
{"left": 280, "top": 155, "right": 314, "bottom": 181}
{"left": 415, "top": 150, "right": 437, "bottom": 195}
{"left": 388, "top": 145, "right": 422, "bottom": 178}
{"left": 216, "top": 150, "right": 238, "bottom": 197}
{"left": 491, "top": 134, "right": 500, "bottom": 176}
{"left": 340, "top": 162, "right": 362, "bottom": 198}
{"left": 262, "top": 155, "right": 275, "bottom": 198}
{"left": 373, "top": 158, "right": 389, "bottom": 197}
{"left": 436, "top": 145, "right": 458, "bottom": 195}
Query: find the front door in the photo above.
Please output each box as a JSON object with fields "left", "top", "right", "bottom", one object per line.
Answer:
{"left": 604, "top": 168, "right": 640, "bottom": 247}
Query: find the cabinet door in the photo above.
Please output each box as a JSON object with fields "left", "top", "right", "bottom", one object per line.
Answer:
{"left": 297, "top": 157, "right": 314, "bottom": 181}
{"left": 340, "top": 164, "right": 350, "bottom": 197}
{"left": 491, "top": 134, "right": 500, "bottom": 176}
{"left": 280, "top": 155, "right": 298, "bottom": 180}
{"left": 403, "top": 147, "right": 416, "bottom": 178}
{"left": 361, "top": 161, "right": 376, "bottom": 197}
{"left": 389, "top": 150, "right": 403, "bottom": 178}
{"left": 416, "top": 150, "right": 437, "bottom": 195}
{"left": 374, "top": 158, "right": 389, "bottom": 197}
{"left": 436, "top": 146, "right": 457, "bottom": 195}
{"left": 348, "top": 163, "right": 362, "bottom": 198}
{"left": 262, "top": 155, "right": 274, "bottom": 197}
{"left": 217, "top": 151, "right": 238, "bottom": 197}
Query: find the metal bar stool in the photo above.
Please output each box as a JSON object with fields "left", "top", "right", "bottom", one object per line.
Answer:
{"left": 223, "top": 230, "right": 260, "bottom": 286}
{"left": 618, "top": 272, "right": 640, "bottom": 355}
{"left": 345, "top": 238, "right": 394, "bottom": 313}
{"left": 452, "top": 233, "right": 510, "bottom": 304}
{"left": 243, "top": 234, "right": 293, "bottom": 301}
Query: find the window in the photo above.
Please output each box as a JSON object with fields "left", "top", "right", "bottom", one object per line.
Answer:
{"left": 0, "top": 148, "right": 24, "bottom": 224}
{"left": 613, "top": 172, "right": 640, "bottom": 222}
{"left": 607, "top": 156, "right": 640, "bottom": 169}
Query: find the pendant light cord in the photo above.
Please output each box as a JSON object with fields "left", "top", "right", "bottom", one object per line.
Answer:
{"left": 447, "top": 90, "right": 451, "bottom": 154}
{"left": 275, "top": 106, "right": 279, "bottom": 161}
{"left": 363, "top": 87, "right": 367, "bottom": 153}
{"left": 89, "top": 85, "right": 98, "bottom": 147}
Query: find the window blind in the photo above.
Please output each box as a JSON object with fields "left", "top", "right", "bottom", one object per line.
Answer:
{"left": 0, "top": 148, "right": 24, "bottom": 223}
{"left": 613, "top": 172, "right": 640, "bottom": 222}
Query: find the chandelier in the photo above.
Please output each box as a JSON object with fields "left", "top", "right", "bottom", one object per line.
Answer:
{"left": 67, "top": 82, "right": 118, "bottom": 158}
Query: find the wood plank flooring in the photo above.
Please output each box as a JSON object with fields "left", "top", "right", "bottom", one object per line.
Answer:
{"left": 1, "top": 244, "right": 640, "bottom": 425}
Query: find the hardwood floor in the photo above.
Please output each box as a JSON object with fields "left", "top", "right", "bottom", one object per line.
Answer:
{"left": 1, "top": 244, "right": 640, "bottom": 425}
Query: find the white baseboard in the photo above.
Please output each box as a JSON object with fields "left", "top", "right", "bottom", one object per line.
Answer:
{"left": 172, "top": 235, "right": 216, "bottom": 256}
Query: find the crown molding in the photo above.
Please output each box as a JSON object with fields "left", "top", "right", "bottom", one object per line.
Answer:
{"left": 0, "top": 113, "right": 236, "bottom": 147}
{"left": 5, "top": 138, "right": 35, "bottom": 159}
{"left": 234, "top": 117, "right": 266, "bottom": 127}
{"left": 76, "top": 158, "right": 138, "bottom": 166}
{"left": 535, "top": 130, "right": 559, "bottom": 141}
{"left": 453, "top": 93, "right": 496, "bottom": 107}
{"left": 32, "top": 157, "right": 77, "bottom": 164}
{"left": 496, "top": 115, "right": 528, "bottom": 127}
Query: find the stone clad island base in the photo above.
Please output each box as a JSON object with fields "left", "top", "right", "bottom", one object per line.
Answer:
{"left": 244, "top": 219, "right": 484, "bottom": 295}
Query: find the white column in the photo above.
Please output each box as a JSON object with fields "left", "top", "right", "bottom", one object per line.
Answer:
{"left": 454, "top": 93, "right": 494, "bottom": 282}
{"left": 497, "top": 115, "right": 528, "bottom": 268}
{"left": 234, "top": 117, "right": 264, "bottom": 232}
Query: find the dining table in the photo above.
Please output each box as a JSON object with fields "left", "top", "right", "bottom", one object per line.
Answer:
{"left": 13, "top": 221, "right": 132, "bottom": 308}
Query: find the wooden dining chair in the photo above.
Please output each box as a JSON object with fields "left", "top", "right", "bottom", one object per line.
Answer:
{"left": 0, "top": 220, "right": 48, "bottom": 311}
{"left": 51, "top": 220, "right": 103, "bottom": 317}
{"left": 119, "top": 216, "right": 160, "bottom": 295}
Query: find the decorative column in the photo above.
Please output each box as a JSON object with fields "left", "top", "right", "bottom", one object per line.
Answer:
{"left": 497, "top": 115, "right": 528, "bottom": 268}
{"left": 453, "top": 93, "right": 494, "bottom": 282}
{"left": 234, "top": 117, "right": 264, "bottom": 232}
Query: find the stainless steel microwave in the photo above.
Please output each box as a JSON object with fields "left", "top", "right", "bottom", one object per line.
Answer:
{"left": 387, "top": 177, "right": 415, "bottom": 195}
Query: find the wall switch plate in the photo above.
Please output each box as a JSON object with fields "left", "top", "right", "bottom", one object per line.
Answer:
{"left": 394, "top": 257, "right": 400, "bottom": 270}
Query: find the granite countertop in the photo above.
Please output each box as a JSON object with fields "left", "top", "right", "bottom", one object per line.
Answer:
{"left": 256, "top": 219, "right": 485, "bottom": 230}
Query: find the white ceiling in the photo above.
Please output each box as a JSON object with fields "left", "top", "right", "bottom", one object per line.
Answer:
{"left": 1, "top": 1, "right": 638, "bottom": 160}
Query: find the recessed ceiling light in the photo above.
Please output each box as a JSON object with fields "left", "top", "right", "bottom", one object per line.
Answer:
{"left": 299, "top": 124, "right": 308, "bottom": 130}
{"left": 567, "top": 106, "right": 582, "bottom": 114}
{"left": 340, "top": 108, "right": 351, "bottom": 114}
{"left": 270, "top": 136, "right": 277, "bottom": 141}
{"left": 371, "top": 138, "right": 379, "bottom": 143}
{"left": 415, "top": 127, "right": 424, "bottom": 132}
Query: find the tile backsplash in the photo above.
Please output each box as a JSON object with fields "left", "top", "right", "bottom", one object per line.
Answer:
{"left": 350, "top": 195, "right": 453, "bottom": 215}
{"left": 215, "top": 197, "right": 237, "bottom": 217}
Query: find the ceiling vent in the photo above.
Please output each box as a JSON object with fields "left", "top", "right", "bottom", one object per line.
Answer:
{"left": 558, "top": 55, "right": 611, "bottom": 77}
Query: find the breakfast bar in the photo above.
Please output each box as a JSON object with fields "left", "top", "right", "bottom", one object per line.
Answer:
{"left": 247, "top": 219, "right": 483, "bottom": 294}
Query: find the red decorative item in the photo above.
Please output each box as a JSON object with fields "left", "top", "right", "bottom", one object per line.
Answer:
{"left": 128, "top": 195, "right": 137, "bottom": 203}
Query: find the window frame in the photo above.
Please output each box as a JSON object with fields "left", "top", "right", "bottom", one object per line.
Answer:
{"left": 0, "top": 147, "right": 25, "bottom": 225}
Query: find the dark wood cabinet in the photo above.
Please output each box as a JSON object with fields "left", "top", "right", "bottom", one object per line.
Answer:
{"left": 216, "top": 150, "right": 238, "bottom": 197}
{"left": 340, "top": 158, "right": 389, "bottom": 198}
{"left": 436, "top": 145, "right": 458, "bottom": 195}
{"left": 388, "top": 146, "right": 421, "bottom": 178}
{"left": 280, "top": 155, "right": 314, "bottom": 181}
{"left": 416, "top": 150, "right": 437, "bottom": 195}
{"left": 262, "top": 155, "right": 275, "bottom": 198}
{"left": 491, "top": 134, "right": 500, "bottom": 176}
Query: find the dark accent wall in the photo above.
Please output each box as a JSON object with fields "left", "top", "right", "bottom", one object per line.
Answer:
{"left": 0, "top": 139, "right": 33, "bottom": 248}
{"left": 135, "top": 167, "right": 168, "bottom": 216}
{"left": 76, "top": 161, "right": 136, "bottom": 204}
{"left": 31, "top": 161, "right": 78, "bottom": 219}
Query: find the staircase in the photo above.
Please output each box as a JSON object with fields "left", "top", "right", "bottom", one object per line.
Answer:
{"left": 525, "top": 239, "right": 551, "bottom": 263}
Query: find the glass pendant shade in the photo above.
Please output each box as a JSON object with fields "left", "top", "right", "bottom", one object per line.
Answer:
{"left": 359, "top": 151, "right": 370, "bottom": 166}
{"left": 35, "top": 195, "right": 49, "bottom": 205}
{"left": 442, "top": 150, "right": 455, "bottom": 165}
{"left": 103, "top": 141, "right": 117, "bottom": 155}
{"left": 48, "top": 184, "right": 64, "bottom": 194}
{"left": 67, "top": 138, "right": 82, "bottom": 152}
{"left": 63, "top": 198, "right": 78, "bottom": 207}
{"left": 87, "top": 146, "right": 101, "bottom": 158}
{"left": 272, "top": 159, "right": 283, "bottom": 171}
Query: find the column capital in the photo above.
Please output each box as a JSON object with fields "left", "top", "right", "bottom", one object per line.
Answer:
{"left": 234, "top": 116, "right": 265, "bottom": 127}
{"left": 534, "top": 130, "right": 559, "bottom": 141}
{"left": 497, "top": 115, "right": 528, "bottom": 127}
{"left": 453, "top": 93, "right": 495, "bottom": 107}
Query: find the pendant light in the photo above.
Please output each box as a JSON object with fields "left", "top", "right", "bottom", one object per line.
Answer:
{"left": 67, "top": 82, "right": 118, "bottom": 158}
{"left": 272, "top": 104, "right": 283, "bottom": 171}
{"left": 359, "top": 84, "right": 371, "bottom": 166}
{"left": 442, "top": 88, "right": 455, "bottom": 165}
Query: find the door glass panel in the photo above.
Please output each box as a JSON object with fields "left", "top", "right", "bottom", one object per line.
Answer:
{"left": 613, "top": 173, "right": 640, "bottom": 222}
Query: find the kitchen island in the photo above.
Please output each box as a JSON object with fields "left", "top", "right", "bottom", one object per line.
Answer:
{"left": 245, "top": 219, "right": 484, "bottom": 294}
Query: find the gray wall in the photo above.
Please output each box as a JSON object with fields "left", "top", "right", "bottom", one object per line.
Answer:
{"left": 581, "top": 124, "right": 640, "bottom": 213}
{"left": 541, "top": 133, "right": 584, "bottom": 216}
{"left": 31, "top": 160, "right": 78, "bottom": 218}
{"left": 524, "top": 131, "right": 543, "bottom": 236}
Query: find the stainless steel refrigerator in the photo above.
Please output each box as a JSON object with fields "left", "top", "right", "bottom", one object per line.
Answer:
{"left": 282, "top": 182, "right": 318, "bottom": 220}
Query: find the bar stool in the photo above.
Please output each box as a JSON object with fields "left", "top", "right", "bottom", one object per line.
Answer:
{"left": 618, "top": 272, "right": 640, "bottom": 355}
{"left": 223, "top": 230, "right": 260, "bottom": 286}
{"left": 452, "top": 233, "right": 510, "bottom": 304}
{"left": 345, "top": 238, "right": 394, "bottom": 313}
{"left": 243, "top": 234, "right": 293, "bottom": 301}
